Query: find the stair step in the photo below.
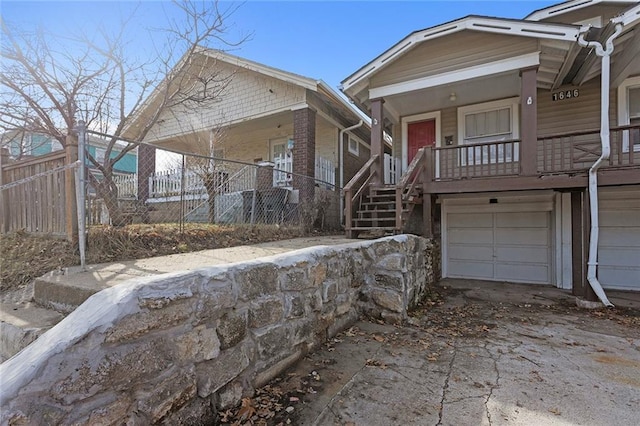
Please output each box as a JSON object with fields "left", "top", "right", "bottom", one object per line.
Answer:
{"left": 0, "top": 302, "right": 64, "bottom": 362}
{"left": 353, "top": 218, "right": 396, "bottom": 225}
{"left": 347, "top": 226, "right": 398, "bottom": 231}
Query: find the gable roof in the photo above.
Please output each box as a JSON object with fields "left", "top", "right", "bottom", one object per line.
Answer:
{"left": 340, "top": 15, "right": 581, "bottom": 94}
{"left": 124, "top": 47, "right": 367, "bottom": 141}
{"left": 525, "top": 0, "right": 638, "bottom": 21}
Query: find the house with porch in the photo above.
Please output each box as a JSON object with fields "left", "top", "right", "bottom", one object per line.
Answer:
{"left": 124, "top": 49, "right": 374, "bottom": 227}
{"left": 341, "top": 0, "right": 640, "bottom": 299}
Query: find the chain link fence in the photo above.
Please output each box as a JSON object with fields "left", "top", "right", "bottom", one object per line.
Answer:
{"left": 82, "top": 129, "right": 341, "bottom": 234}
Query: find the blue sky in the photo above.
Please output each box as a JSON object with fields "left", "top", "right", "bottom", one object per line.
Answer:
{"left": 2, "top": 0, "right": 558, "bottom": 90}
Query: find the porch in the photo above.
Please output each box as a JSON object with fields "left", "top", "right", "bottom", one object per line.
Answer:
{"left": 344, "top": 125, "right": 640, "bottom": 237}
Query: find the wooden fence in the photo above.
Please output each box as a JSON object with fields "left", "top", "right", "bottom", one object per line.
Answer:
{"left": 0, "top": 150, "right": 69, "bottom": 236}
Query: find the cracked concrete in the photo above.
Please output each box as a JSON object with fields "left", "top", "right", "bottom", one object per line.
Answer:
{"left": 269, "top": 279, "right": 640, "bottom": 426}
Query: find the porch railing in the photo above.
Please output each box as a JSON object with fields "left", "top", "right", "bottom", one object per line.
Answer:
{"left": 384, "top": 153, "right": 400, "bottom": 185}
{"left": 434, "top": 139, "right": 521, "bottom": 180}
{"left": 343, "top": 154, "right": 379, "bottom": 235}
{"left": 396, "top": 148, "right": 430, "bottom": 231}
{"left": 113, "top": 173, "right": 137, "bottom": 198}
{"left": 315, "top": 156, "right": 336, "bottom": 189}
{"left": 538, "top": 124, "right": 639, "bottom": 173}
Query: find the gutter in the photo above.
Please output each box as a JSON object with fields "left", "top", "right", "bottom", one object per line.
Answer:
{"left": 576, "top": 22, "right": 623, "bottom": 307}
{"left": 339, "top": 121, "right": 364, "bottom": 225}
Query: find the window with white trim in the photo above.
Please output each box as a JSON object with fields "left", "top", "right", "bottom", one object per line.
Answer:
{"left": 457, "top": 98, "right": 520, "bottom": 165}
{"left": 617, "top": 77, "right": 640, "bottom": 152}
{"left": 348, "top": 135, "right": 359, "bottom": 156}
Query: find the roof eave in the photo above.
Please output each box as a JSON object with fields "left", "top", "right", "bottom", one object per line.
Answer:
{"left": 340, "top": 16, "right": 580, "bottom": 94}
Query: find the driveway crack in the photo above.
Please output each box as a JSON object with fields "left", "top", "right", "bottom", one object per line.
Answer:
{"left": 484, "top": 347, "right": 501, "bottom": 426}
{"left": 436, "top": 341, "right": 457, "bottom": 426}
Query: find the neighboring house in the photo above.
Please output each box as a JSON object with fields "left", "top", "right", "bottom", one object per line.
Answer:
{"left": 341, "top": 0, "right": 640, "bottom": 296}
{"left": 125, "top": 49, "right": 376, "bottom": 226}
{"left": 2, "top": 130, "right": 137, "bottom": 176}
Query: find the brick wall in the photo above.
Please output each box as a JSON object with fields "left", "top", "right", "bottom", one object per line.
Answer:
{"left": 292, "top": 108, "right": 316, "bottom": 202}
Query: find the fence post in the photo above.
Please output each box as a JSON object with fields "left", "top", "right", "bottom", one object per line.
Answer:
{"left": 65, "top": 132, "right": 79, "bottom": 242}
{"left": 0, "top": 148, "right": 10, "bottom": 233}
{"left": 75, "top": 121, "right": 87, "bottom": 269}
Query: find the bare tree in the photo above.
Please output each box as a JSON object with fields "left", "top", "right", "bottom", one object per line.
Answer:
{"left": 0, "top": 0, "right": 246, "bottom": 225}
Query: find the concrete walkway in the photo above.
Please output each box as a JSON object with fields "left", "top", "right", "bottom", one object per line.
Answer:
{"left": 32, "top": 235, "right": 357, "bottom": 311}
{"left": 271, "top": 279, "right": 640, "bottom": 426}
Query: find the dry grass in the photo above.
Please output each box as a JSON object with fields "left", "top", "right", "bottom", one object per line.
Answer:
{"left": 1, "top": 224, "right": 312, "bottom": 292}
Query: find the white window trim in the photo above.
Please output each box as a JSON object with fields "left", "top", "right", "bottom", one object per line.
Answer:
{"left": 617, "top": 75, "right": 640, "bottom": 153}
{"left": 457, "top": 97, "right": 520, "bottom": 165}
{"left": 347, "top": 135, "right": 360, "bottom": 156}
{"left": 401, "top": 111, "right": 441, "bottom": 172}
{"left": 457, "top": 97, "right": 520, "bottom": 145}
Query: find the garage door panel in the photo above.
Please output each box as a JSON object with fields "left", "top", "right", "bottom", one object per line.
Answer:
{"left": 598, "top": 194, "right": 640, "bottom": 291}
{"left": 448, "top": 213, "right": 493, "bottom": 227}
{"left": 448, "top": 261, "right": 494, "bottom": 279}
{"left": 600, "top": 210, "right": 640, "bottom": 227}
{"left": 447, "top": 208, "right": 551, "bottom": 285}
{"left": 496, "top": 211, "right": 549, "bottom": 228}
{"left": 496, "top": 264, "right": 550, "bottom": 283}
{"left": 495, "top": 246, "right": 549, "bottom": 263}
{"left": 448, "top": 229, "right": 493, "bottom": 245}
{"left": 599, "top": 229, "right": 640, "bottom": 248}
{"left": 598, "top": 248, "right": 640, "bottom": 267}
{"left": 449, "top": 245, "right": 494, "bottom": 261}
{"left": 495, "top": 228, "right": 549, "bottom": 246}
{"left": 598, "top": 268, "right": 640, "bottom": 291}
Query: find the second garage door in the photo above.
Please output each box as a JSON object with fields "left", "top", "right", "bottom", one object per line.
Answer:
{"left": 446, "top": 210, "right": 552, "bottom": 284}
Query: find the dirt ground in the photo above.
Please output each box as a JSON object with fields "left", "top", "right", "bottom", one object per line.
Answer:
{"left": 221, "top": 280, "right": 640, "bottom": 426}
{"left": 0, "top": 224, "right": 311, "bottom": 292}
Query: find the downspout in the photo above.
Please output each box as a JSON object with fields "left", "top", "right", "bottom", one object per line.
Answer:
{"left": 339, "top": 120, "right": 364, "bottom": 224}
{"left": 577, "top": 23, "right": 623, "bottom": 307}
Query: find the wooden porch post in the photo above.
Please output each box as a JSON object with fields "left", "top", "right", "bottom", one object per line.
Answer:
{"left": 422, "top": 148, "right": 434, "bottom": 238}
{"left": 370, "top": 98, "right": 384, "bottom": 185}
{"left": 571, "top": 189, "right": 597, "bottom": 301}
{"left": 65, "top": 133, "right": 79, "bottom": 242}
{"left": 520, "top": 67, "right": 538, "bottom": 176}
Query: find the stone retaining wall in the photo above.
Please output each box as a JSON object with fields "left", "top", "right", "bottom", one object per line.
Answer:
{"left": 0, "top": 235, "right": 437, "bottom": 424}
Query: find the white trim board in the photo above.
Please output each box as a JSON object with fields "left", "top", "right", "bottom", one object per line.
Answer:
{"left": 369, "top": 53, "right": 540, "bottom": 99}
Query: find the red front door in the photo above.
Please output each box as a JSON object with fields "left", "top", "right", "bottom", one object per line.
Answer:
{"left": 408, "top": 119, "right": 436, "bottom": 163}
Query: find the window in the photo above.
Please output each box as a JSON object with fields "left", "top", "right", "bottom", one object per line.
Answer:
{"left": 348, "top": 135, "right": 359, "bottom": 156}
{"left": 457, "top": 98, "right": 520, "bottom": 165}
{"left": 617, "top": 77, "right": 640, "bottom": 152}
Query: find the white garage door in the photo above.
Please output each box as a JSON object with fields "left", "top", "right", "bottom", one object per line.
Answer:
{"left": 598, "top": 189, "right": 640, "bottom": 291}
{"left": 446, "top": 210, "right": 552, "bottom": 284}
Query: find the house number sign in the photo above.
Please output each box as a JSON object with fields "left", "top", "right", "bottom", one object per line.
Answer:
{"left": 552, "top": 89, "right": 579, "bottom": 101}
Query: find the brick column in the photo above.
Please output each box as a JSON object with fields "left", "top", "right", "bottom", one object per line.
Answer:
{"left": 292, "top": 107, "right": 316, "bottom": 203}
{"left": 520, "top": 67, "right": 538, "bottom": 176}
{"left": 137, "top": 143, "right": 156, "bottom": 203}
{"left": 256, "top": 161, "right": 275, "bottom": 191}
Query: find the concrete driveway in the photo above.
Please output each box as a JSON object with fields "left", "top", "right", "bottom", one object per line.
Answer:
{"left": 231, "top": 279, "right": 640, "bottom": 425}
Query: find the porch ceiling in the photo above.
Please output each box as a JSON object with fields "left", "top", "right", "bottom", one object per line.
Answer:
{"left": 383, "top": 72, "right": 521, "bottom": 119}
{"left": 147, "top": 110, "right": 294, "bottom": 154}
